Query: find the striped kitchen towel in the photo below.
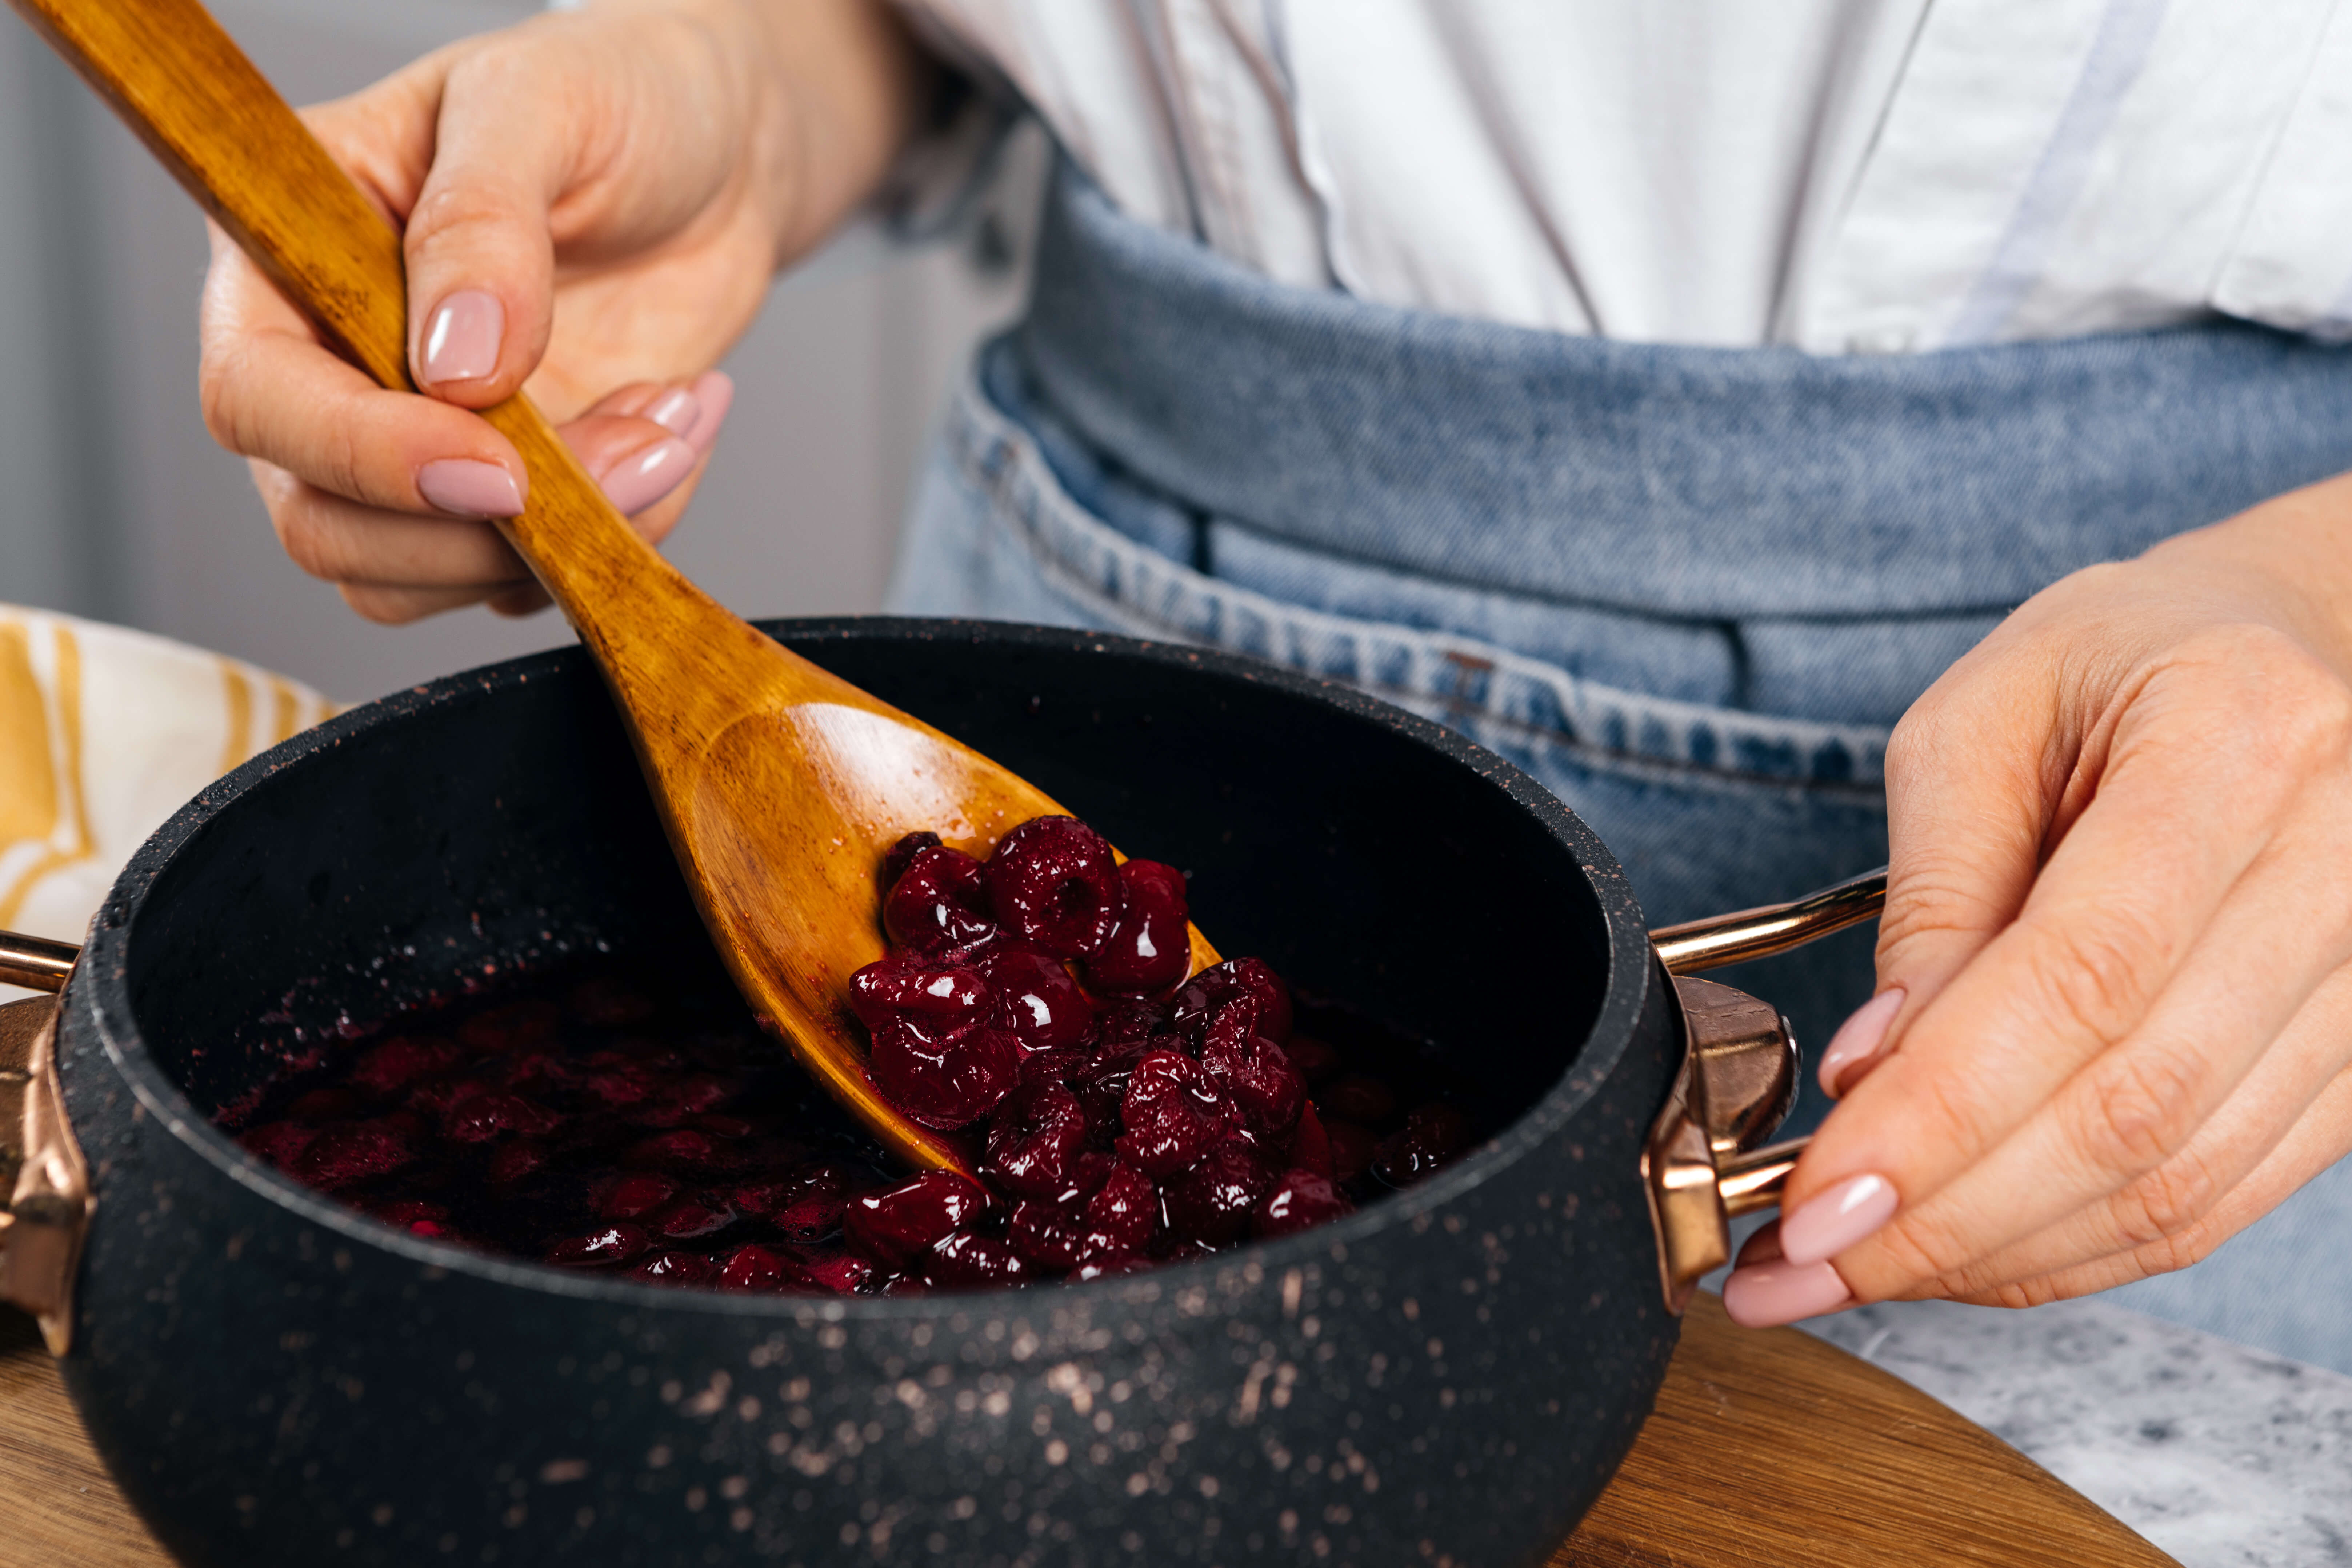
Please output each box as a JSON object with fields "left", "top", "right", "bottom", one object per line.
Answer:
{"left": 0, "top": 605, "right": 335, "bottom": 992}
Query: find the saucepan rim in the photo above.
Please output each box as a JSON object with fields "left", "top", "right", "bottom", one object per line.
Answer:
{"left": 71, "top": 616, "right": 1658, "bottom": 1321}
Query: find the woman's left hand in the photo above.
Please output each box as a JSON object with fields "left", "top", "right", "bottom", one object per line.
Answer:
{"left": 1723, "top": 471, "right": 2352, "bottom": 1325}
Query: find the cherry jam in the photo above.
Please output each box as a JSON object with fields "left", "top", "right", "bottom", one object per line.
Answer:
{"left": 219, "top": 816, "right": 1479, "bottom": 1294}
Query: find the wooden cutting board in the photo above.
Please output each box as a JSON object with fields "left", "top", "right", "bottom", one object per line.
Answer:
{"left": 0, "top": 1294, "right": 2174, "bottom": 1567}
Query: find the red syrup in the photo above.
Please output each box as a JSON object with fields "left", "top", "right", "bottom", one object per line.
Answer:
{"left": 217, "top": 815, "right": 1481, "bottom": 1295}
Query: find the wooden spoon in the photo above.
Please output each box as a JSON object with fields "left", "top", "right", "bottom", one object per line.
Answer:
{"left": 11, "top": 0, "right": 1217, "bottom": 1180}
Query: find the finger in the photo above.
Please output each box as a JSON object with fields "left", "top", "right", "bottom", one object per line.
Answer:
{"left": 1838, "top": 643, "right": 2067, "bottom": 1081}
{"left": 1783, "top": 631, "right": 2342, "bottom": 1277}
{"left": 1940, "top": 1059, "right": 2352, "bottom": 1309}
{"left": 398, "top": 42, "right": 579, "bottom": 404}
{"left": 340, "top": 581, "right": 514, "bottom": 627}
{"left": 559, "top": 371, "right": 735, "bottom": 520}
{"left": 1892, "top": 955, "right": 2352, "bottom": 1301}
{"left": 203, "top": 251, "right": 527, "bottom": 520}
{"left": 261, "top": 376, "right": 724, "bottom": 599}
{"left": 255, "top": 464, "right": 531, "bottom": 590}
{"left": 489, "top": 584, "right": 554, "bottom": 617}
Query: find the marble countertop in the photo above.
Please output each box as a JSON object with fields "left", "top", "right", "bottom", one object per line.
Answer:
{"left": 1799, "top": 1299, "right": 2352, "bottom": 1568}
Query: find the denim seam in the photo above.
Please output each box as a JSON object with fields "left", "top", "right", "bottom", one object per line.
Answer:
{"left": 942, "top": 364, "right": 1895, "bottom": 790}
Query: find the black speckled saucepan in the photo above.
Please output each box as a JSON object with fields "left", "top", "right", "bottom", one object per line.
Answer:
{"left": 3, "top": 617, "right": 1820, "bottom": 1567}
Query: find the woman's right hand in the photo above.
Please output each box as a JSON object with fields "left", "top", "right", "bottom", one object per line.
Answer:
{"left": 197, "top": 0, "right": 934, "bottom": 623}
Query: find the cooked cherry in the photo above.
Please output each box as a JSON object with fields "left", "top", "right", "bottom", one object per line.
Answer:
{"left": 977, "top": 945, "right": 1095, "bottom": 1052}
{"left": 1252, "top": 1169, "right": 1354, "bottom": 1239}
{"left": 487, "top": 1140, "right": 550, "bottom": 1187}
{"left": 375, "top": 1199, "right": 449, "bottom": 1229}
{"left": 1093, "top": 997, "right": 1171, "bottom": 1048}
{"left": 1084, "top": 1161, "right": 1159, "bottom": 1256}
{"left": 597, "top": 1172, "right": 680, "bottom": 1221}
{"left": 1199, "top": 1004, "right": 1305, "bottom": 1137}
{"left": 1083, "top": 860, "right": 1190, "bottom": 995}
{"left": 629, "top": 1075, "right": 736, "bottom": 1128}
{"left": 1017, "top": 1047, "right": 1093, "bottom": 1088}
{"left": 1289, "top": 1103, "right": 1335, "bottom": 1180}
{"left": 983, "top": 1083, "right": 1090, "bottom": 1199}
{"left": 443, "top": 1091, "right": 565, "bottom": 1144}
{"left": 984, "top": 816, "right": 1124, "bottom": 958}
{"left": 884, "top": 844, "right": 997, "bottom": 953}
{"left": 621, "top": 1128, "right": 720, "bottom": 1172}
{"left": 843, "top": 1171, "right": 990, "bottom": 1268}
{"left": 1170, "top": 958, "right": 1292, "bottom": 1045}
{"left": 880, "top": 830, "right": 945, "bottom": 891}
{"left": 1072, "top": 1255, "right": 1156, "bottom": 1281}
{"left": 1162, "top": 1138, "right": 1281, "bottom": 1246}
{"left": 1006, "top": 1157, "right": 1152, "bottom": 1269}
{"left": 791, "top": 1247, "right": 875, "bottom": 1296}
{"left": 1318, "top": 1074, "right": 1398, "bottom": 1127}
{"left": 1114, "top": 1050, "right": 1236, "bottom": 1178}
{"left": 717, "top": 1243, "right": 793, "bottom": 1292}
{"left": 1281, "top": 1034, "right": 1341, "bottom": 1085}
{"left": 291, "top": 1119, "right": 415, "bottom": 1188}
{"left": 548, "top": 1224, "right": 648, "bottom": 1267}
{"left": 1324, "top": 1119, "right": 1379, "bottom": 1184}
{"left": 349, "top": 1036, "right": 463, "bottom": 1099}
{"left": 631, "top": 1249, "right": 719, "bottom": 1287}
{"left": 737, "top": 1164, "right": 852, "bottom": 1242}
{"left": 868, "top": 1021, "right": 1021, "bottom": 1130}
{"left": 923, "top": 1230, "right": 1030, "bottom": 1289}
{"left": 847, "top": 954, "right": 993, "bottom": 1036}
{"left": 1374, "top": 1103, "right": 1474, "bottom": 1184}
{"left": 649, "top": 1196, "right": 739, "bottom": 1241}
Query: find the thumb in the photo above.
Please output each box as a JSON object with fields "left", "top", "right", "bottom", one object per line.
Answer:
{"left": 1830, "top": 657, "right": 2061, "bottom": 1094}
{"left": 400, "top": 49, "right": 571, "bottom": 408}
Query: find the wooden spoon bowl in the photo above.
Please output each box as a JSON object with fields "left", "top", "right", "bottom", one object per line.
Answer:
{"left": 11, "top": 0, "right": 1215, "bottom": 1177}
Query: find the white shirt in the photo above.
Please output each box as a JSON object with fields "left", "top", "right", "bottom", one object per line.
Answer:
{"left": 901, "top": 0, "right": 2352, "bottom": 353}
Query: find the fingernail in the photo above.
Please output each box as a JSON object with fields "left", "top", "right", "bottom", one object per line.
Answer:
{"left": 417, "top": 458, "right": 524, "bottom": 519}
{"left": 1818, "top": 988, "right": 1906, "bottom": 1097}
{"left": 1722, "top": 1259, "right": 1854, "bottom": 1327}
{"left": 597, "top": 436, "right": 698, "bottom": 515}
{"left": 643, "top": 385, "right": 702, "bottom": 437}
{"left": 682, "top": 370, "right": 734, "bottom": 451}
{"left": 1780, "top": 1172, "right": 1899, "bottom": 1266}
{"left": 420, "top": 290, "right": 504, "bottom": 387}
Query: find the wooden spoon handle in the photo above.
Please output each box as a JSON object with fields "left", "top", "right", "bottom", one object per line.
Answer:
{"left": 8, "top": 0, "right": 675, "bottom": 623}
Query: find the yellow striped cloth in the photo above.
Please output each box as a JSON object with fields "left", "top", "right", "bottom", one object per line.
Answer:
{"left": 1, "top": 605, "right": 335, "bottom": 997}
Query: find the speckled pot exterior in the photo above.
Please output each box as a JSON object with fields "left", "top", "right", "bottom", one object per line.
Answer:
{"left": 54, "top": 619, "right": 1677, "bottom": 1567}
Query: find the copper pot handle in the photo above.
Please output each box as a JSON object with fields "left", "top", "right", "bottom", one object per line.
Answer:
{"left": 1641, "top": 868, "right": 1889, "bottom": 1314}
{"left": 1, "top": 928, "right": 88, "bottom": 1354}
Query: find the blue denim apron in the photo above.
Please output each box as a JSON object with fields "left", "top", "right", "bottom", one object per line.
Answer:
{"left": 887, "top": 162, "right": 2352, "bottom": 1372}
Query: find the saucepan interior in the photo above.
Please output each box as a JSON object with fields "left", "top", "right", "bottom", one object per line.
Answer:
{"left": 105, "top": 617, "right": 1635, "bottom": 1265}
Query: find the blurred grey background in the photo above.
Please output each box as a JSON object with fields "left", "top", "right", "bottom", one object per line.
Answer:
{"left": 0, "top": 0, "right": 1038, "bottom": 701}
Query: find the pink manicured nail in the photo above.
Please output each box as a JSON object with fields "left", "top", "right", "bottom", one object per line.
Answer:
{"left": 1818, "top": 988, "right": 1905, "bottom": 1097}
{"left": 643, "top": 385, "right": 702, "bottom": 437}
{"left": 417, "top": 458, "right": 524, "bottom": 519}
{"left": 681, "top": 370, "right": 734, "bottom": 452}
{"left": 1780, "top": 1172, "right": 1899, "bottom": 1266}
{"left": 420, "top": 290, "right": 504, "bottom": 387}
{"left": 1722, "top": 1259, "right": 1854, "bottom": 1327}
{"left": 597, "top": 436, "right": 698, "bottom": 515}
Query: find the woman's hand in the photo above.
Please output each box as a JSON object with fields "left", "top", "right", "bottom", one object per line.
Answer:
{"left": 1724, "top": 473, "right": 2352, "bottom": 1325}
{"left": 197, "top": 0, "right": 935, "bottom": 622}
